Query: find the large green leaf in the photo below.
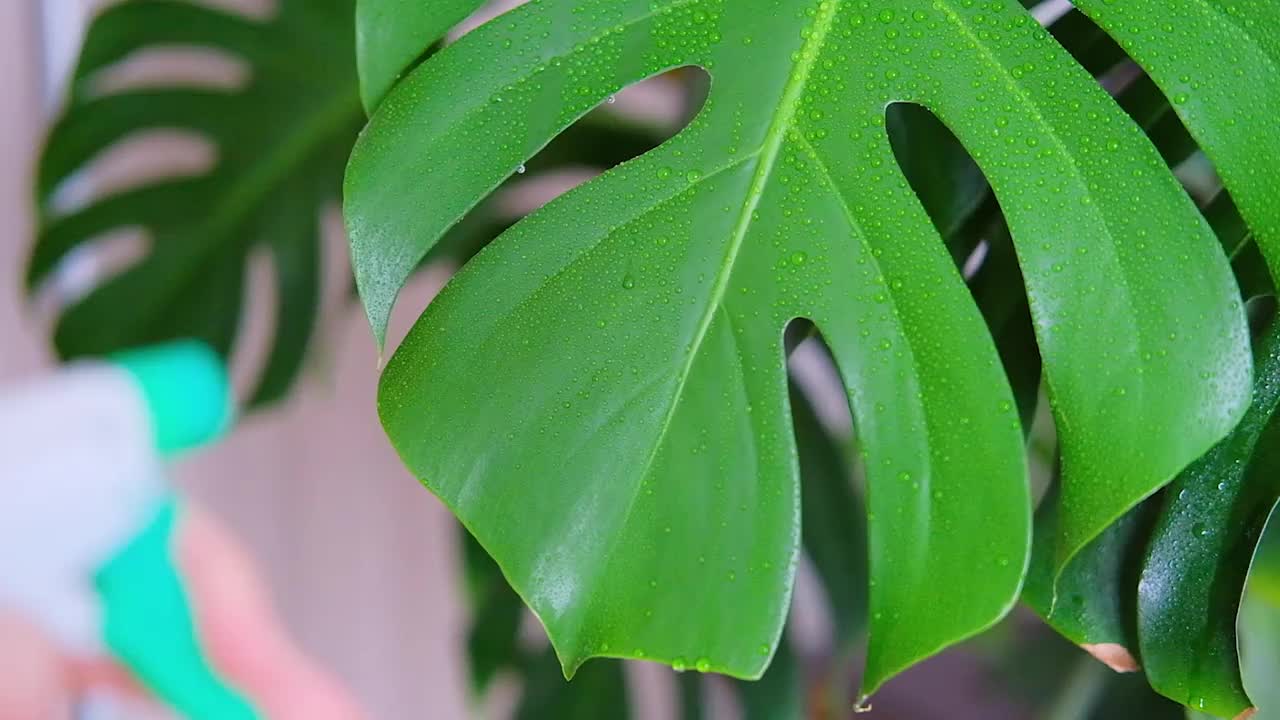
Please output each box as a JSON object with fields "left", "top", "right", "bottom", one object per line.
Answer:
{"left": 1018, "top": 20, "right": 1279, "bottom": 675}
{"left": 30, "top": 0, "right": 364, "bottom": 405}
{"left": 347, "top": 0, "right": 1253, "bottom": 699}
{"left": 464, "top": 383, "right": 859, "bottom": 716}
{"left": 734, "top": 631, "right": 803, "bottom": 720}
{"left": 1018, "top": 0, "right": 1280, "bottom": 657}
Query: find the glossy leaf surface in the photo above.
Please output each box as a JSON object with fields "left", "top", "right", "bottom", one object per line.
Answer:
{"left": 355, "top": 0, "right": 485, "bottom": 113}
{"left": 1138, "top": 321, "right": 1280, "bottom": 718}
{"left": 1072, "top": 0, "right": 1280, "bottom": 279}
{"left": 30, "top": 0, "right": 364, "bottom": 405}
{"left": 347, "top": 0, "right": 1253, "bottom": 696}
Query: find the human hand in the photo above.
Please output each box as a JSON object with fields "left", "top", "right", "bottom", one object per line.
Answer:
{"left": 0, "top": 504, "right": 366, "bottom": 720}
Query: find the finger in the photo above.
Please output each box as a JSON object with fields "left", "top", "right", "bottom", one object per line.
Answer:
{"left": 175, "top": 504, "right": 367, "bottom": 720}
{"left": 0, "top": 609, "right": 72, "bottom": 720}
{"left": 64, "top": 656, "right": 149, "bottom": 699}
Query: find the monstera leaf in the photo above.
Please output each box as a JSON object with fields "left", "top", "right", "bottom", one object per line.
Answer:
{"left": 30, "top": 0, "right": 364, "bottom": 404}
{"left": 346, "top": 0, "right": 1267, "bottom": 703}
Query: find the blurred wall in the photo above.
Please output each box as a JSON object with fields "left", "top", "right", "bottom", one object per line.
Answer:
{"left": 1, "top": 2, "right": 48, "bottom": 379}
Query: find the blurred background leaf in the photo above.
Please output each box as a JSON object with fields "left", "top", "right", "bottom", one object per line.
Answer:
{"left": 29, "top": 0, "right": 364, "bottom": 406}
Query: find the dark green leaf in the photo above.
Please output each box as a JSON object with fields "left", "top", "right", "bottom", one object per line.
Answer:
{"left": 514, "top": 648, "right": 629, "bottom": 720}
{"left": 734, "top": 632, "right": 803, "bottom": 720}
{"left": 1024, "top": 477, "right": 1153, "bottom": 668}
{"left": 461, "top": 528, "right": 527, "bottom": 695}
{"left": 30, "top": 0, "right": 364, "bottom": 405}
{"left": 677, "top": 672, "right": 704, "bottom": 720}
{"left": 1138, "top": 321, "right": 1280, "bottom": 717}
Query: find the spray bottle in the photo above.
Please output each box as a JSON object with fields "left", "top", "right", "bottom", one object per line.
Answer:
{"left": 0, "top": 340, "right": 259, "bottom": 719}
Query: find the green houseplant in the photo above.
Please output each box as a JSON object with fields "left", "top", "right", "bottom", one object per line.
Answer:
{"left": 31, "top": 0, "right": 1280, "bottom": 717}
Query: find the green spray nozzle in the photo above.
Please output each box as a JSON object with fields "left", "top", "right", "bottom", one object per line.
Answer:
{"left": 97, "top": 501, "right": 259, "bottom": 719}
{"left": 96, "top": 343, "right": 258, "bottom": 717}
{"left": 110, "top": 340, "right": 234, "bottom": 457}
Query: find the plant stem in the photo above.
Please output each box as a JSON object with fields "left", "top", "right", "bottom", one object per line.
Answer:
{"left": 1044, "top": 656, "right": 1108, "bottom": 720}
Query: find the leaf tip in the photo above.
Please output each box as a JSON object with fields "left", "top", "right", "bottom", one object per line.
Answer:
{"left": 364, "top": 300, "right": 391, "bottom": 367}
{"left": 1080, "top": 643, "right": 1140, "bottom": 673}
{"left": 557, "top": 651, "right": 584, "bottom": 682}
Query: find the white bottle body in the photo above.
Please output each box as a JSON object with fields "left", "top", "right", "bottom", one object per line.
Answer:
{"left": 0, "top": 363, "right": 164, "bottom": 653}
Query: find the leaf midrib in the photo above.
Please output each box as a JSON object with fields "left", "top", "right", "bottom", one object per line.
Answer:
{"left": 599, "top": 0, "right": 844, "bottom": 568}
{"left": 551, "top": 1, "right": 844, "bottom": 663}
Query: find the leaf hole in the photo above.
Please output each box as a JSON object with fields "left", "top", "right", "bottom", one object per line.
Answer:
{"left": 425, "top": 67, "right": 709, "bottom": 268}
{"left": 787, "top": 328, "right": 870, "bottom": 654}
{"left": 83, "top": 46, "right": 251, "bottom": 97}
{"left": 885, "top": 101, "right": 1044, "bottom": 433}
{"left": 186, "top": 0, "right": 276, "bottom": 21}
{"left": 29, "top": 227, "right": 148, "bottom": 317}
{"left": 43, "top": 130, "right": 218, "bottom": 218}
